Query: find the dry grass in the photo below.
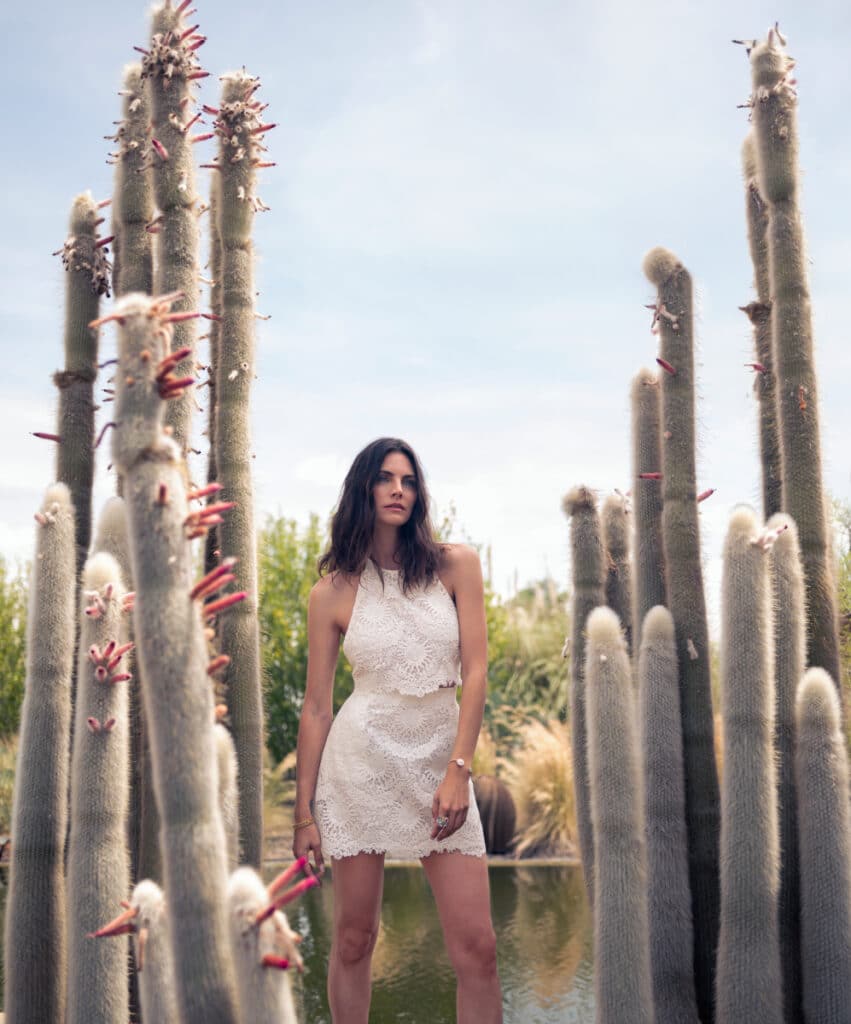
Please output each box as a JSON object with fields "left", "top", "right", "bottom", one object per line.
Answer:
{"left": 501, "top": 718, "right": 577, "bottom": 858}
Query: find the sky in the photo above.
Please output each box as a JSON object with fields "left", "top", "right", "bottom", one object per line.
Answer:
{"left": 2, "top": 0, "right": 851, "bottom": 636}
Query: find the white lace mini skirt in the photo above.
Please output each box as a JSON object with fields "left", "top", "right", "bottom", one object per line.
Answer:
{"left": 313, "top": 687, "right": 486, "bottom": 860}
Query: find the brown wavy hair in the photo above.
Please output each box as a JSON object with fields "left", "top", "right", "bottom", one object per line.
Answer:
{"left": 318, "top": 437, "right": 443, "bottom": 592}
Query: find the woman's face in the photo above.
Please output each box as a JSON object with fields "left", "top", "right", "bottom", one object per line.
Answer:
{"left": 372, "top": 451, "right": 418, "bottom": 528}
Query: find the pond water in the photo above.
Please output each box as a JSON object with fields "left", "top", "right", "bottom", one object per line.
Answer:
{"left": 0, "top": 863, "right": 595, "bottom": 1023}
{"left": 283, "top": 862, "right": 595, "bottom": 1024}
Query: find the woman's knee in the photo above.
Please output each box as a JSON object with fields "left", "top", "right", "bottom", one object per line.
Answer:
{"left": 335, "top": 921, "right": 379, "bottom": 966}
{"left": 447, "top": 925, "right": 498, "bottom": 978}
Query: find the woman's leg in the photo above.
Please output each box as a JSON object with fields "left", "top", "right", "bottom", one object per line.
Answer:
{"left": 421, "top": 852, "right": 503, "bottom": 1024}
{"left": 327, "top": 852, "right": 385, "bottom": 1024}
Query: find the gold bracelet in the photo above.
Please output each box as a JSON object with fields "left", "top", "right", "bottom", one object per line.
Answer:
{"left": 293, "top": 816, "right": 315, "bottom": 831}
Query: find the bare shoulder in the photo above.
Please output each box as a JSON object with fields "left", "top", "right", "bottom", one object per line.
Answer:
{"left": 310, "top": 571, "right": 357, "bottom": 615}
{"left": 438, "top": 543, "right": 483, "bottom": 593}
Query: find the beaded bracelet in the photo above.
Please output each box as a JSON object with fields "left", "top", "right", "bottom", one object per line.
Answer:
{"left": 293, "top": 816, "right": 315, "bottom": 831}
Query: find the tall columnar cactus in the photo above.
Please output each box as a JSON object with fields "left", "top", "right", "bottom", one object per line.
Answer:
{"left": 4, "top": 484, "right": 76, "bottom": 1024}
{"left": 741, "top": 133, "right": 782, "bottom": 520}
{"left": 110, "top": 291, "right": 240, "bottom": 1024}
{"left": 768, "top": 513, "right": 805, "bottom": 1023}
{"left": 749, "top": 30, "right": 841, "bottom": 687}
{"left": 585, "top": 606, "right": 653, "bottom": 1024}
{"left": 638, "top": 605, "right": 699, "bottom": 1023}
{"left": 210, "top": 69, "right": 274, "bottom": 867}
{"left": 631, "top": 369, "right": 667, "bottom": 643}
{"left": 110, "top": 63, "right": 154, "bottom": 298}
{"left": 795, "top": 668, "right": 851, "bottom": 1021}
{"left": 204, "top": 175, "right": 224, "bottom": 577}
{"left": 716, "top": 506, "right": 782, "bottom": 1024}
{"left": 140, "top": 2, "right": 205, "bottom": 457}
{"left": 562, "top": 485, "right": 606, "bottom": 905}
{"left": 227, "top": 867, "right": 302, "bottom": 1024}
{"left": 602, "top": 492, "right": 633, "bottom": 655}
{"left": 53, "top": 191, "right": 111, "bottom": 580}
{"left": 66, "top": 551, "right": 131, "bottom": 1024}
{"left": 643, "top": 246, "right": 720, "bottom": 1022}
{"left": 91, "top": 880, "right": 179, "bottom": 1024}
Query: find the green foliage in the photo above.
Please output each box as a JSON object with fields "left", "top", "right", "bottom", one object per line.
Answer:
{"left": 258, "top": 514, "right": 353, "bottom": 763}
{"left": 0, "top": 734, "right": 18, "bottom": 834}
{"left": 0, "top": 557, "right": 28, "bottom": 737}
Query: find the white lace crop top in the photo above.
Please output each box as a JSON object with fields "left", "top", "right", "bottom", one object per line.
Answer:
{"left": 342, "top": 559, "right": 461, "bottom": 697}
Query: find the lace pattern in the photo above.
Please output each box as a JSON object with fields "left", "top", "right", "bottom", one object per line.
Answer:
{"left": 314, "top": 561, "right": 485, "bottom": 860}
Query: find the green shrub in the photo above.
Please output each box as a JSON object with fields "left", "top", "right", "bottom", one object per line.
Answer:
{"left": 0, "top": 557, "right": 28, "bottom": 737}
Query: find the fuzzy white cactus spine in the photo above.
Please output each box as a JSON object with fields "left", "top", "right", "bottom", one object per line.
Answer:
{"left": 110, "top": 292, "right": 240, "bottom": 1024}
{"left": 795, "top": 668, "right": 851, "bottom": 1021}
{"left": 92, "top": 880, "right": 179, "bottom": 1024}
{"left": 630, "top": 369, "right": 667, "bottom": 642}
{"left": 227, "top": 867, "right": 301, "bottom": 1024}
{"left": 741, "top": 133, "right": 781, "bottom": 520}
{"left": 638, "top": 605, "right": 699, "bottom": 1022}
{"left": 141, "top": 2, "right": 204, "bottom": 457}
{"left": 4, "top": 485, "right": 76, "bottom": 1024}
{"left": 643, "top": 246, "right": 720, "bottom": 1022}
{"left": 716, "top": 507, "right": 783, "bottom": 1024}
{"left": 749, "top": 30, "right": 840, "bottom": 686}
{"left": 216, "top": 722, "right": 240, "bottom": 870}
{"left": 768, "top": 513, "right": 805, "bottom": 1023}
{"left": 54, "top": 191, "right": 111, "bottom": 580}
{"left": 562, "top": 486, "right": 606, "bottom": 906}
{"left": 66, "top": 551, "right": 131, "bottom": 1024}
{"left": 602, "top": 492, "right": 633, "bottom": 655}
{"left": 111, "top": 63, "right": 154, "bottom": 297}
{"left": 585, "top": 606, "right": 653, "bottom": 1024}
{"left": 211, "top": 69, "right": 274, "bottom": 867}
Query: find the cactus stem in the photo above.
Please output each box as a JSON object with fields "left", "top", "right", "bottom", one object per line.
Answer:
{"left": 203, "top": 591, "right": 248, "bottom": 619}
{"left": 207, "top": 654, "right": 231, "bottom": 676}
{"left": 697, "top": 488, "right": 716, "bottom": 502}
{"left": 638, "top": 472, "right": 662, "bottom": 480}
{"left": 32, "top": 431, "right": 62, "bottom": 442}
{"left": 656, "top": 357, "right": 677, "bottom": 376}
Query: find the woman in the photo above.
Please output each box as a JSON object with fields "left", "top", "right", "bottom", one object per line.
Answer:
{"left": 293, "top": 437, "right": 503, "bottom": 1024}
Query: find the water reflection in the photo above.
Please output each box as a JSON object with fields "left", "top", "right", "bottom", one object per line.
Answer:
{"left": 279, "top": 862, "right": 595, "bottom": 1024}
{"left": 0, "top": 864, "right": 594, "bottom": 1022}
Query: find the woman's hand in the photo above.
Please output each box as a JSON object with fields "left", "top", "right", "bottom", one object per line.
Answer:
{"left": 293, "top": 823, "right": 325, "bottom": 879}
{"left": 431, "top": 770, "right": 470, "bottom": 840}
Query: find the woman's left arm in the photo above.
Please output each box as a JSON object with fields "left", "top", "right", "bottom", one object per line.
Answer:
{"left": 431, "top": 545, "right": 488, "bottom": 840}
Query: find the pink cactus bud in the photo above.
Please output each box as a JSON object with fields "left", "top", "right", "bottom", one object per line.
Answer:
{"left": 261, "top": 955, "right": 290, "bottom": 970}
{"left": 94, "top": 235, "right": 115, "bottom": 249}
{"left": 187, "top": 71, "right": 210, "bottom": 81}
{"left": 103, "top": 718, "right": 117, "bottom": 732}
{"left": 96, "top": 666, "right": 109, "bottom": 682}
{"left": 251, "top": 122, "right": 278, "bottom": 135}
{"left": 195, "top": 573, "right": 237, "bottom": 601}
{"left": 190, "top": 557, "right": 238, "bottom": 599}
{"left": 697, "top": 488, "right": 716, "bottom": 503}
{"left": 94, "top": 422, "right": 117, "bottom": 449}
{"left": 638, "top": 472, "right": 662, "bottom": 480}
{"left": 203, "top": 591, "right": 248, "bottom": 618}
{"left": 202, "top": 312, "right": 222, "bottom": 321}
{"left": 96, "top": 198, "right": 112, "bottom": 209}
{"left": 102, "top": 640, "right": 116, "bottom": 658}
{"left": 185, "top": 36, "right": 206, "bottom": 51}
{"left": 745, "top": 362, "right": 767, "bottom": 373}
{"left": 133, "top": 46, "right": 150, "bottom": 56}
{"left": 206, "top": 654, "right": 231, "bottom": 676}
{"left": 268, "top": 857, "right": 308, "bottom": 898}
{"left": 190, "top": 132, "right": 215, "bottom": 143}
{"left": 34, "top": 512, "right": 49, "bottom": 525}
{"left": 151, "top": 138, "right": 169, "bottom": 161}
{"left": 107, "top": 643, "right": 135, "bottom": 670}
{"left": 108, "top": 673, "right": 132, "bottom": 685}
{"left": 187, "top": 482, "right": 223, "bottom": 501}
{"left": 87, "top": 717, "right": 101, "bottom": 733}
{"left": 32, "top": 431, "right": 62, "bottom": 442}
{"left": 156, "top": 483, "right": 170, "bottom": 506}
{"left": 178, "top": 22, "right": 200, "bottom": 40}
{"left": 89, "top": 644, "right": 102, "bottom": 664}
{"left": 656, "top": 357, "right": 677, "bottom": 376}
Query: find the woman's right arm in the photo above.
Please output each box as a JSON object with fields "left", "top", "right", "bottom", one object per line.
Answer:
{"left": 292, "top": 577, "right": 341, "bottom": 875}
